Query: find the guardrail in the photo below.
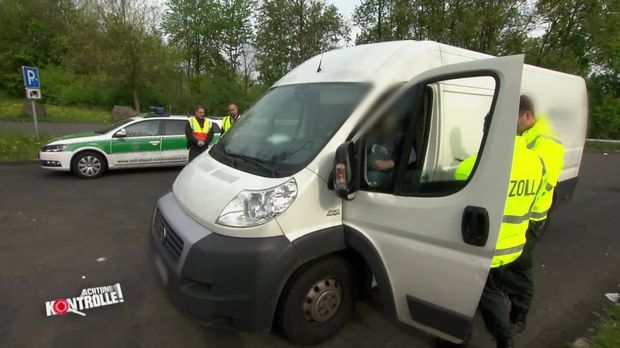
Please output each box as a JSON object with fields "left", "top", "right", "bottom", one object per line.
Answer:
{"left": 586, "top": 138, "right": 620, "bottom": 144}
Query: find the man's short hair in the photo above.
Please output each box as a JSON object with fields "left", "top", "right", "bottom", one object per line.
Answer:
{"left": 195, "top": 105, "right": 205, "bottom": 112}
{"left": 519, "top": 95, "right": 535, "bottom": 115}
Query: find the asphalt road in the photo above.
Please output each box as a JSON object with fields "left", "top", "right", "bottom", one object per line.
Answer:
{"left": 0, "top": 153, "right": 618, "bottom": 348}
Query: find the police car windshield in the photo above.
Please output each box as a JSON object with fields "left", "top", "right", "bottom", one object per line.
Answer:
{"left": 210, "top": 83, "right": 369, "bottom": 178}
{"left": 94, "top": 118, "right": 135, "bottom": 134}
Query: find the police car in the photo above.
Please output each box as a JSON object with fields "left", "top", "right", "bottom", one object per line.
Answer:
{"left": 39, "top": 116, "right": 221, "bottom": 179}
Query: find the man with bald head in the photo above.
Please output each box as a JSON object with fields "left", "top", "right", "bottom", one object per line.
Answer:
{"left": 222, "top": 103, "right": 240, "bottom": 134}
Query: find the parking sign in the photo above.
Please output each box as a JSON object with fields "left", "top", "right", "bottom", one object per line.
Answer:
{"left": 22, "top": 66, "right": 40, "bottom": 89}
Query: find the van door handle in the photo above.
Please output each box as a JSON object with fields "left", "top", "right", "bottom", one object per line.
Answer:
{"left": 149, "top": 141, "right": 161, "bottom": 145}
{"left": 461, "top": 206, "right": 489, "bottom": 247}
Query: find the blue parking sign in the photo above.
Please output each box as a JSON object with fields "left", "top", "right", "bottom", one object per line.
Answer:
{"left": 22, "top": 66, "right": 40, "bottom": 89}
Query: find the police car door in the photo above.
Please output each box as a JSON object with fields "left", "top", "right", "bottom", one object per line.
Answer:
{"left": 110, "top": 120, "right": 163, "bottom": 167}
{"left": 342, "top": 55, "right": 524, "bottom": 343}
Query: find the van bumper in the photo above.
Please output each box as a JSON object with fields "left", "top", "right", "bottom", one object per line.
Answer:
{"left": 151, "top": 193, "right": 303, "bottom": 332}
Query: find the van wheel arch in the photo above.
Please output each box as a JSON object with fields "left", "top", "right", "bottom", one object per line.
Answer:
{"left": 343, "top": 226, "right": 397, "bottom": 317}
{"left": 286, "top": 226, "right": 396, "bottom": 318}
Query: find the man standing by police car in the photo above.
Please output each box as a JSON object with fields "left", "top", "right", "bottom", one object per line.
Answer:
{"left": 185, "top": 105, "right": 213, "bottom": 162}
{"left": 504, "top": 96, "right": 565, "bottom": 334}
{"left": 222, "top": 103, "right": 240, "bottom": 134}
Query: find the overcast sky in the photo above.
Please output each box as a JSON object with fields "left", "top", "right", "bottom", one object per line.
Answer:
{"left": 327, "top": 0, "right": 361, "bottom": 43}
{"left": 327, "top": 0, "right": 360, "bottom": 20}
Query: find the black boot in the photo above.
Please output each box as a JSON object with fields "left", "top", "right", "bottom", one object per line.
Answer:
{"left": 496, "top": 338, "right": 513, "bottom": 348}
{"left": 510, "top": 309, "right": 527, "bottom": 335}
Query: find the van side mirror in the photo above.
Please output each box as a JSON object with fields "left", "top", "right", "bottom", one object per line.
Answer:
{"left": 114, "top": 128, "right": 127, "bottom": 138}
{"left": 331, "top": 141, "right": 357, "bottom": 200}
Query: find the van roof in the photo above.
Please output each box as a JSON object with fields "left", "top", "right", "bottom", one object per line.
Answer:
{"left": 274, "top": 40, "right": 442, "bottom": 87}
{"left": 273, "top": 40, "right": 582, "bottom": 88}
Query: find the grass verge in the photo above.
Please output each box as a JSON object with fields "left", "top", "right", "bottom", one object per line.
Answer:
{"left": 0, "top": 131, "right": 54, "bottom": 161}
{"left": 585, "top": 141, "right": 620, "bottom": 153}
{"left": 0, "top": 98, "right": 111, "bottom": 123}
{"left": 590, "top": 304, "right": 620, "bottom": 348}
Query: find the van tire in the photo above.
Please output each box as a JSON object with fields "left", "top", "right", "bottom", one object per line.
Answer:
{"left": 71, "top": 151, "right": 107, "bottom": 179}
{"left": 276, "top": 256, "right": 355, "bottom": 345}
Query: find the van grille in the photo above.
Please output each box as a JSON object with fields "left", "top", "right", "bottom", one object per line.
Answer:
{"left": 153, "top": 209, "right": 184, "bottom": 261}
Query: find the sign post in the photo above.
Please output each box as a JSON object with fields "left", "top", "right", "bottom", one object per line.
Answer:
{"left": 22, "top": 66, "right": 41, "bottom": 139}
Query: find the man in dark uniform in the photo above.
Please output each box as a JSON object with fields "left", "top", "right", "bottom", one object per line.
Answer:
{"left": 185, "top": 105, "right": 213, "bottom": 162}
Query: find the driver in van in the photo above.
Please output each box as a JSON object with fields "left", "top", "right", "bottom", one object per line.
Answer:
{"left": 367, "top": 110, "right": 418, "bottom": 189}
{"left": 367, "top": 114, "right": 400, "bottom": 188}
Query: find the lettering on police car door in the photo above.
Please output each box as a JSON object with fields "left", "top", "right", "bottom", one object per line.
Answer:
{"left": 508, "top": 179, "right": 537, "bottom": 197}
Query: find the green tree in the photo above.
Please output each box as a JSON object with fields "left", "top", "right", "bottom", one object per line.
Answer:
{"left": 220, "top": 0, "right": 255, "bottom": 74}
{"left": 162, "top": 0, "right": 223, "bottom": 77}
{"left": 96, "top": 0, "right": 167, "bottom": 112}
{"left": 354, "top": 0, "right": 535, "bottom": 55}
{"left": 255, "top": 0, "right": 349, "bottom": 85}
{"left": 0, "top": 0, "right": 75, "bottom": 94}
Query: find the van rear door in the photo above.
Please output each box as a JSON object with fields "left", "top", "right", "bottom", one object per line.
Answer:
{"left": 343, "top": 55, "right": 524, "bottom": 343}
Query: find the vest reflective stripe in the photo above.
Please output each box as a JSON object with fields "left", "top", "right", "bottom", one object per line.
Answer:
{"left": 530, "top": 210, "right": 549, "bottom": 220}
{"left": 494, "top": 244, "right": 525, "bottom": 256}
{"left": 502, "top": 213, "right": 531, "bottom": 224}
{"left": 527, "top": 134, "right": 562, "bottom": 149}
{"left": 189, "top": 117, "right": 212, "bottom": 141}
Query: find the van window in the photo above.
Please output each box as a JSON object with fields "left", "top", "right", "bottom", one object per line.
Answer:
{"left": 361, "top": 76, "right": 497, "bottom": 195}
{"left": 402, "top": 76, "right": 496, "bottom": 195}
{"left": 210, "top": 83, "right": 369, "bottom": 178}
{"left": 363, "top": 87, "right": 417, "bottom": 191}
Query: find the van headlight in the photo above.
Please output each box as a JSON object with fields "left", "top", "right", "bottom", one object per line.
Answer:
{"left": 216, "top": 178, "right": 298, "bottom": 227}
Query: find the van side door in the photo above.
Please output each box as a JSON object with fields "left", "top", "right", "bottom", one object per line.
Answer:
{"left": 342, "top": 55, "right": 524, "bottom": 343}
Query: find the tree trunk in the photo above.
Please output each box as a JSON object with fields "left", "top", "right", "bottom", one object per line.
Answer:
{"left": 132, "top": 87, "right": 140, "bottom": 113}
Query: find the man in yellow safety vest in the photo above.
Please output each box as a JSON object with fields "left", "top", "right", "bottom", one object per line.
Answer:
{"left": 503, "top": 95, "right": 565, "bottom": 334}
{"left": 185, "top": 105, "right": 213, "bottom": 162}
{"left": 222, "top": 103, "right": 240, "bottom": 134}
{"left": 452, "top": 135, "right": 546, "bottom": 348}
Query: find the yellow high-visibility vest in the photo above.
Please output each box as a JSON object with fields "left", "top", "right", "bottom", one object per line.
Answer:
{"left": 189, "top": 117, "right": 212, "bottom": 141}
{"left": 222, "top": 115, "right": 238, "bottom": 133}
{"left": 522, "top": 117, "right": 564, "bottom": 221}
{"left": 455, "top": 136, "right": 547, "bottom": 268}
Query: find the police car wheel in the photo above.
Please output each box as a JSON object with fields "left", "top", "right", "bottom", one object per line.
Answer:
{"left": 72, "top": 151, "right": 106, "bottom": 179}
{"left": 276, "top": 256, "right": 355, "bottom": 345}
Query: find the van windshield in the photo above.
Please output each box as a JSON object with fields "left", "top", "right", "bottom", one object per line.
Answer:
{"left": 210, "top": 82, "right": 369, "bottom": 178}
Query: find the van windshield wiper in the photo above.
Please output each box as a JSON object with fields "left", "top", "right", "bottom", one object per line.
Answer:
{"left": 213, "top": 141, "right": 279, "bottom": 177}
{"left": 225, "top": 151, "right": 278, "bottom": 177}
{"left": 211, "top": 141, "right": 238, "bottom": 169}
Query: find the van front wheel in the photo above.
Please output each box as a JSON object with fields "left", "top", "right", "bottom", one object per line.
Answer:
{"left": 277, "top": 256, "right": 355, "bottom": 345}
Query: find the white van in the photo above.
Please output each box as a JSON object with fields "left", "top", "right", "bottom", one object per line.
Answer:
{"left": 150, "top": 41, "right": 587, "bottom": 345}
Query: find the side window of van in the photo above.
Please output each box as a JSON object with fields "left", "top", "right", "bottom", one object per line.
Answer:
{"left": 401, "top": 76, "right": 496, "bottom": 195}
{"left": 362, "top": 87, "right": 416, "bottom": 191}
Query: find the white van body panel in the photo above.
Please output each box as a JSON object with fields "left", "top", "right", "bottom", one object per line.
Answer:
{"left": 172, "top": 154, "right": 286, "bottom": 238}
{"left": 439, "top": 44, "right": 588, "bottom": 181}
